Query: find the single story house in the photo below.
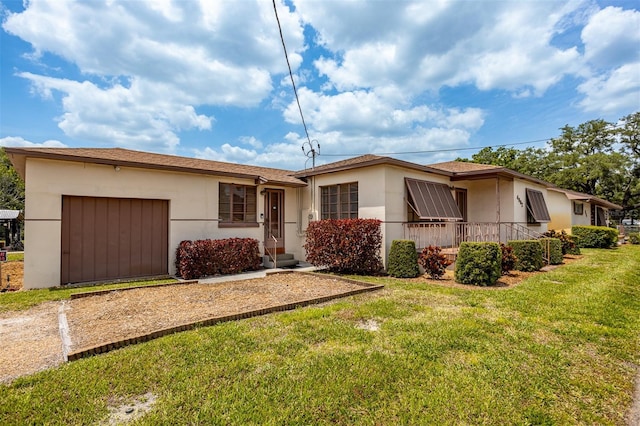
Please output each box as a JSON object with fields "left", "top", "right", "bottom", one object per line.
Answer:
{"left": 546, "top": 187, "right": 622, "bottom": 232}
{"left": 4, "top": 147, "right": 621, "bottom": 289}
{"left": 0, "top": 209, "right": 23, "bottom": 249}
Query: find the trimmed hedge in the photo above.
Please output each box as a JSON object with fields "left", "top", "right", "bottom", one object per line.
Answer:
{"left": 572, "top": 225, "right": 618, "bottom": 248}
{"left": 454, "top": 242, "right": 501, "bottom": 287}
{"left": 629, "top": 232, "right": 640, "bottom": 245}
{"left": 387, "top": 240, "right": 420, "bottom": 278}
{"left": 509, "top": 240, "right": 544, "bottom": 272}
{"left": 176, "top": 238, "right": 262, "bottom": 279}
{"left": 304, "top": 218, "right": 383, "bottom": 274}
{"left": 539, "top": 237, "right": 563, "bottom": 265}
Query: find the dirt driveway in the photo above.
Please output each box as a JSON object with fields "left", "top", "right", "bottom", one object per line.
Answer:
{"left": 0, "top": 302, "right": 64, "bottom": 383}
{"left": 0, "top": 272, "right": 380, "bottom": 383}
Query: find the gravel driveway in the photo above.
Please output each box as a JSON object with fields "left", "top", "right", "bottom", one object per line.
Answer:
{"left": 0, "top": 272, "right": 380, "bottom": 383}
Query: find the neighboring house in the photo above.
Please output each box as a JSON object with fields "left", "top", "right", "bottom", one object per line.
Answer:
{"left": 4, "top": 147, "right": 621, "bottom": 289}
{"left": 546, "top": 187, "right": 622, "bottom": 232}
{"left": 0, "top": 209, "right": 23, "bottom": 248}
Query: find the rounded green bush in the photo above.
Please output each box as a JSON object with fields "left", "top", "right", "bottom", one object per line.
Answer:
{"left": 539, "top": 238, "right": 563, "bottom": 265}
{"left": 629, "top": 232, "right": 640, "bottom": 245}
{"left": 454, "top": 242, "right": 501, "bottom": 286}
{"left": 572, "top": 225, "right": 618, "bottom": 248}
{"left": 387, "top": 240, "right": 419, "bottom": 278}
{"left": 509, "top": 240, "right": 544, "bottom": 272}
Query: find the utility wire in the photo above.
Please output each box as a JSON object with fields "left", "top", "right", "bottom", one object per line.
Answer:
{"left": 320, "top": 138, "right": 551, "bottom": 157}
{"left": 272, "top": 0, "right": 312, "bottom": 145}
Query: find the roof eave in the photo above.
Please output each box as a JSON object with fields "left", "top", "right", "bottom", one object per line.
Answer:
{"left": 294, "top": 156, "right": 453, "bottom": 178}
{"left": 3, "top": 147, "right": 306, "bottom": 188}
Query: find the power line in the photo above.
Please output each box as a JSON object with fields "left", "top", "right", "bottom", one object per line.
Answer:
{"left": 272, "top": 0, "right": 312, "bottom": 146}
{"left": 320, "top": 138, "right": 551, "bottom": 157}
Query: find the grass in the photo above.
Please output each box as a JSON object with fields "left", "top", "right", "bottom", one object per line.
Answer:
{"left": 1, "top": 245, "right": 639, "bottom": 424}
{"left": 6, "top": 252, "right": 23, "bottom": 262}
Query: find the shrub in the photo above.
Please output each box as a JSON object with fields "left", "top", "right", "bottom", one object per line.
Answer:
{"left": 629, "top": 232, "right": 640, "bottom": 245}
{"left": 572, "top": 225, "right": 618, "bottom": 248}
{"left": 500, "top": 243, "right": 517, "bottom": 275}
{"left": 543, "top": 230, "right": 580, "bottom": 255}
{"left": 418, "top": 245, "right": 452, "bottom": 280}
{"left": 387, "top": 240, "right": 420, "bottom": 278}
{"left": 454, "top": 242, "right": 501, "bottom": 286}
{"left": 539, "top": 237, "right": 563, "bottom": 265}
{"left": 176, "top": 238, "right": 262, "bottom": 279}
{"left": 304, "top": 218, "right": 383, "bottom": 274}
{"left": 509, "top": 240, "right": 544, "bottom": 272}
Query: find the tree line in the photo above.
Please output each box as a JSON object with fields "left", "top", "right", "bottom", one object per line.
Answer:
{"left": 459, "top": 112, "right": 640, "bottom": 221}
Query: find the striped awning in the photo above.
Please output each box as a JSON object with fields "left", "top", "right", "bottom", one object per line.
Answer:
{"left": 406, "top": 178, "right": 463, "bottom": 220}
{"left": 525, "top": 188, "right": 551, "bottom": 222}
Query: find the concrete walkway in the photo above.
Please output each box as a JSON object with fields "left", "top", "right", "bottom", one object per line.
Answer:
{"left": 183, "top": 262, "right": 319, "bottom": 285}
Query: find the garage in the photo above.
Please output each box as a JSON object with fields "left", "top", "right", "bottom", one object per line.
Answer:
{"left": 61, "top": 196, "right": 169, "bottom": 284}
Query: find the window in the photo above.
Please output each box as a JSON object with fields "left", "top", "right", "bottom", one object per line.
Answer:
{"left": 573, "top": 201, "right": 583, "bottom": 215}
{"left": 321, "top": 183, "right": 358, "bottom": 219}
{"left": 219, "top": 183, "right": 257, "bottom": 226}
{"left": 525, "top": 188, "right": 551, "bottom": 224}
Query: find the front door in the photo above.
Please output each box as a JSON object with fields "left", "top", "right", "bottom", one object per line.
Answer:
{"left": 264, "top": 189, "right": 285, "bottom": 254}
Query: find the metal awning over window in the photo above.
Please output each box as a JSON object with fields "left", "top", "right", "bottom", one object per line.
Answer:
{"left": 525, "top": 188, "right": 551, "bottom": 222}
{"left": 406, "top": 178, "right": 463, "bottom": 220}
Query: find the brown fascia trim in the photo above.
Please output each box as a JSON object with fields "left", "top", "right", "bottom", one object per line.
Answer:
{"left": 547, "top": 187, "right": 623, "bottom": 210}
{"left": 3, "top": 147, "right": 306, "bottom": 188}
{"left": 294, "top": 156, "right": 454, "bottom": 178}
{"left": 448, "top": 167, "right": 553, "bottom": 187}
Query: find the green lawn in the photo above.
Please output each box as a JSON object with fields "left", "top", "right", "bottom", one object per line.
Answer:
{"left": 1, "top": 245, "right": 639, "bottom": 425}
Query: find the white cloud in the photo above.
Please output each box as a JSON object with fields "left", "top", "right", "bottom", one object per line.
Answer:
{"left": 578, "top": 62, "right": 640, "bottom": 113}
{"left": 19, "top": 73, "right": 212, "bottom": 151}
{"left": 0, "top": 136, "right": 67, "bottom": 148}
{"left": 2, "top": 0, "right": 304, "bottom": 151}
{"left": 575, "top": 6, "right": 640, "bottom": 115}
{"left": 581, "top": 6, "right": 640, "bottom": 69}
{"left": 298, "top": 0, "right": 584, "bottom": 95}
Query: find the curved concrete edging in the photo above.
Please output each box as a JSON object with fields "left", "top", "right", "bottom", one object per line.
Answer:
{"left": 66, "top": 273, "right": 383, "bottom": 362}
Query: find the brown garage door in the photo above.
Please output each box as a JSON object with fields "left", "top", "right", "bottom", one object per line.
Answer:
{"left": 61, "top": 196, "right": 169, "bottom": 284}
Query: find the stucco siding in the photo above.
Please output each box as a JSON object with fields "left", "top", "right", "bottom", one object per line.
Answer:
{"left": 22, "top": 158, "right": 287, "bottom": 288}
{"left": 547, "top": 190, "right": 572, "bottom": 231}
{"left": 513, "top": 179, "right": 549, "bottom": 233}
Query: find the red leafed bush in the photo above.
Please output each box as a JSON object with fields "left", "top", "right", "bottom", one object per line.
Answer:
{"left": 500, "top": 243, "right": 517, "bottom": 275}
{"left": 304, "top": 218, "right": 383, "bottom": 274}
{"left": 418, "top": 245, "right": 452, "bottom": 279}
{"left": 176, "top": 238, "right": 262, "bottom": 279}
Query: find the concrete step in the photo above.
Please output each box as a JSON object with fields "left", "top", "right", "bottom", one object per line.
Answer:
{"left": 263, "top": 254, "right": 299, "bottom": 269}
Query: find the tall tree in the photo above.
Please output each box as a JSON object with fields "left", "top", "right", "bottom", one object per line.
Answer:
{"left": 461, "top": 113, "right": 640, "bottom": 219}
{"left": 615, "top": 112, "right": 640, "bottom": 218}
{"left": 0, "top": 148, "right": 25, "bottom": 211}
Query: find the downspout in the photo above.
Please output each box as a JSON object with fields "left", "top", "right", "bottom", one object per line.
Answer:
{"left": 496, "top": 177, "right": 501, "bottom": 223}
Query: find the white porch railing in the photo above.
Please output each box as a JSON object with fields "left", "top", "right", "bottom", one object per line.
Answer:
{"left": 403, "top": 222, "right": 543, "bottom": 250}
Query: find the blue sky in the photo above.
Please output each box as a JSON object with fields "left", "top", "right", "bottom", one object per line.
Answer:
{"left": 1, "top": 0, "right": 639, "bottom": 171}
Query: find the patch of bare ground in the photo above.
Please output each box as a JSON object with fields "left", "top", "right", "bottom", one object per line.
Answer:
{"left": 0, "top": 272, "right": 374, "bottom": 383}
{"left": 65, "top": 273, "right": 370, "bottom": 353}
{"left": 0, "top": 261, "right": 24, "bottom": 292}
{"left": 0, "top": 301, "right": 64, "bottom": 383}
